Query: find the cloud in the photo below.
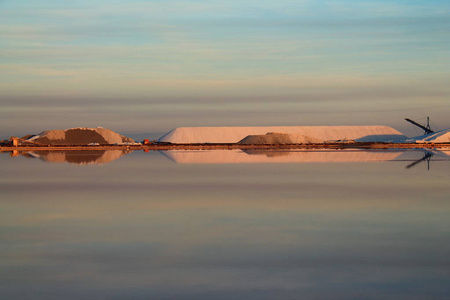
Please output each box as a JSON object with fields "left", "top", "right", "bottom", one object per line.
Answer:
{"left": 0, "top": 0, "right": 448, "bottom": 137}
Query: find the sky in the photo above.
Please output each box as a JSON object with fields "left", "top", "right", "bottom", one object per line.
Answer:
{"left": 1, "top": 0, "right": 449, "bottom": 139}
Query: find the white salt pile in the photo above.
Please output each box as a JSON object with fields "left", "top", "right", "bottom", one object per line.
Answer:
{"left": 27, "top": 127, "right": 136, "bottom": 145}
{"left": 406, "top": 129, "right": 450, "bottom": 143}
{"left": 158, "top": 126, "right": 407, "bottom": 144}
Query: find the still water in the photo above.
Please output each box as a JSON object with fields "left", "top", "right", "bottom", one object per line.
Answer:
{"left": 1, "top": 149, "right": 449, "bottom": 300}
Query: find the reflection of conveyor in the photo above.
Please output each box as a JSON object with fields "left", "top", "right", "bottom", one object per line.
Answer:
{"left": 404, "top": 149, "right": 450, "bottom": 170}
{"left": 406, "top": 151, "right": 434, "bottom": 170}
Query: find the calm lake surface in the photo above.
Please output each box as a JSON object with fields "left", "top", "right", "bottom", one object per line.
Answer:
{"left": 1, "top": 149, "right": 449, "bottom": 300}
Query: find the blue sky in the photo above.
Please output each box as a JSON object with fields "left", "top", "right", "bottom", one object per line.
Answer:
{"left": 1, "top": 0, "right": 449, "bottom": 138}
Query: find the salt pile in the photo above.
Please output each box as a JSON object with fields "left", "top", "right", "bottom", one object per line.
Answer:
{"left": 239, "top": 133, "right": 294, "bottom": 144}
{"left": 239, "top": 132, "right": 323, "bottom": 144}
{"left": 27, "top": 127, "right": 136, "bottom": 145}
{"left": 408, "top": 129, "right": 450, "bottom": 143}
{"left": 158, "top": 126, "right": 406, "bottom": 144}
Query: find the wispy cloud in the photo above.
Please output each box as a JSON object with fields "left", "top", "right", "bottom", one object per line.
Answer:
{"left": 0, "top": 0, "right": 449, "bottom": 136}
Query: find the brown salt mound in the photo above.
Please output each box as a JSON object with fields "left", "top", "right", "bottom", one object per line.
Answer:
{"left": 30, "top": 127, "right": 135, "bottom": 145}
{"left": 238, "top": 132, "right": 324, "bottom": 144}
{"left": 238, "top": 132, "right": 293, "bottom": 144}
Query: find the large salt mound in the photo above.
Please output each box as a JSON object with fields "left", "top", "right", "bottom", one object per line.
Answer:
{"left": 29, "top": 127, "right": 135, "bottom": 145}
{"left": 158, "top": 126, "right": 406, "bottom": 144}
{"left": 409, "top": 129, "right": 450, "bottom": 143}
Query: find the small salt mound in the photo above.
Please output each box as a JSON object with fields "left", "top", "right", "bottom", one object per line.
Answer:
{"left": 239, "top": 132, "right": 293, "bottom": 144}
{"left": 39, "top": 129, "right": 66, "bottom": 142}
{"left": 239, "top": 132, "right": 324, "bottom": 144}
{"left": 411, "top": 129, "right": 450, "bottom": 143}
{"left": 289, "top": 134, "right": 323, "bottom": 144}
{"left": 96, "top": 127, "right": 131, "bottom": 144}
{"left": 29, "top": 127, "right": 135, "bottom": 145}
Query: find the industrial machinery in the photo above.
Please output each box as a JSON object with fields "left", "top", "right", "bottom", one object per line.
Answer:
{"left": 405, "top": 117, "right": 434, "bottom": 135}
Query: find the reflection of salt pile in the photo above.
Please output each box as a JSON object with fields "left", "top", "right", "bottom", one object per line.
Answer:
{"left": 31, "top": 150, "right": 131, "bottom": 165}
{"left": 158, "top": 126, "right": 406, "bottom": 144}
{"left": 161, "top": 149, "right": 403, "bottom": 164}
{"left": 27, "top": 127, "right": 135, "bottom": 145}
{"left": 408, "top": 129, "right": 450, "bottom": 143}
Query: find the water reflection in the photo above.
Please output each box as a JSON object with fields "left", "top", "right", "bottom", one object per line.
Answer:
{"left": 161, "top": 149, "right": 404, "bottom": 164}
{"left": 21, "top": 150, "right": 132, "bottom": 165}
{"left": 0, "top": 149, "right": 449, "bottom": 300}
{"left": 406, "top": 151, "right": 434, "bottom": 169}
{"left": 6, "top": 149, "right": 450, "bottom": 167}
{"left": 160, "top": 149, "right": 450, "bottom": 166}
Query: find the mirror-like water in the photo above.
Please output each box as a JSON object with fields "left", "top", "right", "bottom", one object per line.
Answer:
{"left": 1, "top": 150, "right": 449, "bottom": 300}
{"left": 6, "top": 148, "right": 450, "bottom": 165}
